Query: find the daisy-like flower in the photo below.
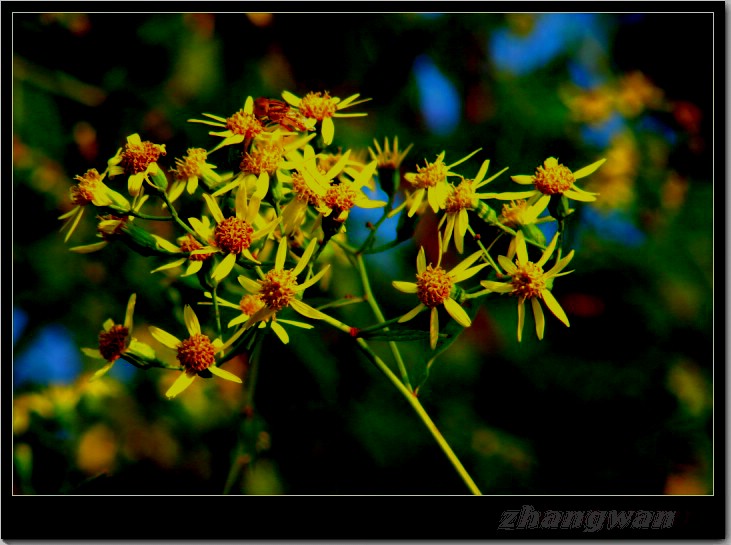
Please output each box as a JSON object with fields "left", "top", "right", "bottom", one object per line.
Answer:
{"left": 438, "top": 159, "right": 509, "bottom": 254}
{"left": 188, "top": 96, "right": 265, "bottom": 152}
{"left": 107, "top": 133, "right": 167, "bottom": 197}
{"left": 315, "top": 160, "right": 384, "bottom": 223}
{"left": 282, "top": 90, "right": 371, "bottom": 146}
{"left": 236, "top": 237, "right": 331, "bottom": 330}
{"left": 169, "top": 147, "right": 221, "bottom": 197}
{"left": 206, "top": 292, "right": 314, "bottom": 345}
{"left": 150, "top": 228, "right": 215, "bottom": 277}
{"left": 58, "top": 168, "right": 130, "bottom": 243}
{"left": 69, "top": 194, "right": 150, "bottom": 254}
{"left": 393, "top": 246, "right": 489, "bottom": 349}
{"left": 494, "top": 157, "right": 606, "bottom": 207}
{"left": 480, "top": 230, "right": 574, "bottom": 342}
{"left": 190, "top": 181, "right": 277, "bottom": 283}
{"left": 368, "top": 136, "right": 413, "bottom": 171}
{"left": 149, "top": 305, "right": 242, "bottom": 399}
{"left": 81, "top": 294, "right": 155, "bottom": 380}
{"left": 403, "top": 149, "right": 481, "bottom": 217}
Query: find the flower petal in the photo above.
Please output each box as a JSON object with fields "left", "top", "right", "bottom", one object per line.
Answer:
{"left": 515, "top": 231, "right": 529, "bottom": 266}
{"left": 124, "top": 293, "right": 137, "bottom": 330}
{"left": 290, "top": 298, "right": 327, "bottom": 320}
{"left": 321, "top": 117, "right": 335, "bottom": 146}
{"left": 517, "top": 298, "right": 525, "bottom": 343}
{"left": 298, "top": 265, "right": 330, "bottom": 291}
{"left": 81, "top": 348, "right": 104, "bottom": 359}
{"left": 444, "top": 297, "right": 471, "bottom": 328}
{"left": 184, "top": 305, "right": 201, "bottom": 336}
{"left": 392, "top": 281, "right": 418, "bottom": 294}
{"left": 416, "top": 246, "right": 427, "bottom": 274}
{"left": 541, "top": 289, "right": 570, "bottom": 327}
{"left": 510, "top": 175, "right": 534, "bottom": 185}
{"left": 238, "top": 274, "right": 262, "bottom": 293}
{"left": 281, "top": 90, "right": 301, "bottom": 106}
{"left": 563, "top": 188, "right": 597, "bottom": 202}
{"left": 531, "top": 297, "right": 545, "bottom": 340}
{"left": 149, "top": 327, "right": 182, "bottom": 350}
{"left": 536, "top": 233, "right": 559, "bottom": 268}
{"left": 398, "top": 303, "right": 425, "bottom": 323}
{"left": 209, "top": 365, "right": 243, "bottom": 383}
{"left": 211, "top": 253, "right": 237, "bottom": 283}
{"left": 429, "top": 307, "right": 439, "bottom": 350}
{"left": 166, "top": 372, "right": 197, "bottom": 399}
{"left": 275, "top": 237, "right": 288, "bottom": 270}
{"left": 492, "top": 190, "right": 536, "bottom": 200}
{"left": 203, "top": 193, "right": 225, "bottom": 224}
{"left": 271, "top": 321, "right": 290, "bottom": 344}
{"left": 90, "top": 362, "right": 115, "bottom": 381}
{"left": 497, "top": 255, "right": 517, "bottom": 274}
{"left": 480, "top": 280, "right": 514, "bottom": 293}
{"left": 572, "top": 158, "right": 607, "bottom": 180}
{"left": 293, "top": 238, "right": 318, "bottom": 276}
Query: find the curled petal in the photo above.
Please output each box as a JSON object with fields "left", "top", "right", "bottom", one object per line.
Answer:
{"left": 531, "top": 297, "right": 545, "bottom": 340}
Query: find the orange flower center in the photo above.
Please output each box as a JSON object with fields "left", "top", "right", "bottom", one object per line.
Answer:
{"left": 98, "top": 324, "right": 129, "bottom": 362}
{"left": 120, "top": 140, "right": 166, "bottom": 174}
{"left": 291, "top": 171, "right": 321, "bottom": 205}
{"left": 70, "top": 169, "right": 104, "bottom": 205}
{"left": 445, "top": 179, "right": 475, "bottom": 214}
{"left": 179, "top": 234, "right": 211, "bottom": 261}
{"left": 239, "top": 294, "right": 266, "bottom": 317}
{"left": 533, "top": 162, "right": 575, "bottom": 195}
{"left": 323, "top": 183, "right": 358, "bottom": 214}
{"left": 241, "top": 142, "right": 283, "bottom": 175}
{"left": 214, "top": 217, "right": 254, "bottom": 255}
{"left": 500, "top": 200, "right": 530, "bottom": 227}
{"left": 259, "top": 269, "right": 298, "bottom": 311}
{"left": 416, "top": 265, "right": 453, "bottom": 308}
{"left": 411, "top": 158, "right": 448, "bottom": 189}
{"left": 177, "top": 333, "right": 216, "bottom": 373}
{"left": 510, "top": 262, "right": 545, "bottom": 299}
{"left": 226, "top": 110, "right": 264, "bottom": 138}
{"left": 174, "top": 148, "right": 208, "bottom": 179}
{"left": 298, "top": 92, "right": 338, "bottom": 120}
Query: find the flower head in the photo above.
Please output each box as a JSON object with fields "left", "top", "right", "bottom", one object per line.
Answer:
{"left": 170, "top": 148, "right": 221, "bottom": 196}
{"left": 81, "top": 294, "right": 155, "bottom": 380}
{"left": 150, "top": 224, "right": 216, "bottom": 278}
{"left": 58, "top": 168, "right": 129, "bottom": 243}
{"left": 236, "top": 238, "right": 330, "bottom": 330}
{"left": 188, "top": 96, "right": 265, "bottom": 152}
{"left": 393, "top": 246, "right": 489, "bottom": 349}
{"left": 149, "top": 305, "right": 242, "bottom": 399}
{"left": 282, "top": 90, "right": 370, "bottom": 146}
{"left": 495, "top": 157, "right": 606, "bottom": 209}
{"left": 368, "top": 136, "right": 413, "bottom": 171}
{"left": 480, "top": 230, "right": 574, "bottom": 342}
{"left": 438, "top": 159, "right": 509, "bottom": 254}
{"left": 404, "top": 149, "right": 481, "bottom": 217}
{"left": 107, "top": 133, "right": 167, "bottom": 197}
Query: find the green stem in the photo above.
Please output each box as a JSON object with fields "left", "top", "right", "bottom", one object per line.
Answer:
{"left": 159, "top": 189, "right": 205, "bottom": 243}
{"left": 356, "top": 254, "right": 412, "bottom": 391}
{"left": 211, "top": 283, "right": 223, "bottom": 340}
{"left": 126, "top": 210, "right": 174, "bottom": 221}
{"left": 466, "top": 224, "right": 502, "bottom": 274}
{"left": 355, "top": 337, "right": 482, "bottom": 495}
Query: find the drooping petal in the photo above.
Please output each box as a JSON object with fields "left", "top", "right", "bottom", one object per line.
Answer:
{"left": 228, "top": 314, "right": 249, "bottom": 328}
{"left": 510, "top": 175, "right": 535, "bottom": 185}
{"left": 441, "top": 215, "right": 455, "bottom": 253}
{"left": 398, "top": 303, "right": 426, "bottom": 323}
{"left": 516, "top": 298, "right": 525, "bottom": 343}
{"left": 277, "top": 318, "right": 314, "bottom": 329}
{"left": 166, "top": 372, "right": 197, "bottom": 399}
{"left": 181, "top": 260, "right": 204, "bottom": 277}
{"left": 90, "top": 362, "right": 115, "bottom": 381}
{"left": 124, "top": 293, "right": 137, "bottom": 330}
{"left": 480, "top": 280, "right": 514, "bottom": 293}
{"left": 563, "top": 188, "right": 597, "bottom": 202}
{"left": 293, "top": 238, "right": 318, "bottom": 276}
{"left": 455, "top": 209, "right": 469, "bottom": 254}
{"left": 531, "top": 297, "right": 545, "bottom": 340}
{"left": 270, "top": 321, "right": 290, "bottom": 344}
{"left": 515, "top": 231, "right": 529, "bottom": 266}
{"left": 416, "top": 246, "right": 427, "bottom": 274}
{"left": 149, "top": 327, "right": 182, "bottom": 350}
{"left": 202, "top": 193, "right": 225, "bottom": 224}
{"left": 572, "top": 158, "right": 607, "bottom": 180}
{"left": 429, "top": 307, "right": 439, "bottom": 350}
{"left": 81, "top": 348, "right": 104, "bottom": 359}
{"left": 392, "top": 281, "right": 418, "bottom": 294}
{"left": 69, "top": 241, "right": 108, "bottom": 254}
{"left": 189, "top": 217, "right": 212, "bottom": 240}
{"left": 541, "top": 289, "right": 570, "bottom": 327}
{"left": 238, "top": 275, "right": 262, "bottom": 293}
{"left": 184, "top": 305, "right": 201, "bottom": 336}
{"left": 209, "top": 365, "right": 243, "bottom": 383}
{"left": 321, "top": 117, "right": 335, "bottom": 146}
{"left": 211, "top": 252, "right": 237, "bottom": 283}
{"left": 444, "top": 297, "right": 471, "bottom": 328}
{"left": 274, "top": 237, "right": 288, "bottom": 270}
{"left": 289, "top": 298, "right": 327, "bottom": 320}
{"left": 151, "top": 235, "right": 183, "bottom": 254}
{"left": 491, "top": 190, "right": 536, "bottom": 200}
{"left": 407, "top": 188, "right": 425, "bottom": 217}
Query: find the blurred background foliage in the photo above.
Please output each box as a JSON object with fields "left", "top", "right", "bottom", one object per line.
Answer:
{"left": 13, "top": 12, "right": 713, "bottom": 495}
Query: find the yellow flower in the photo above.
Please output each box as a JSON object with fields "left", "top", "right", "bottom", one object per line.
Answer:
{"left": 236, "top": 238, "right": 331, "bottom": 329}
{"left": 393, "top": 246, "right": 489, "bottom": 349}
{"left": 206, "top": 292, "right": 314, "bottom": 345}
{"left": 480, "top": 230, "right": 574, "bottom": 342}
{"left": 315, "top": 160, "right": 384, "bottom": 223}
{"left": 81, "top": 294, "right": 155, "bottom": 380}
{"left": 150, "top": 227, "right": 215, "bottom": 278}
{"left": 68, "top": 195, "right": 148, "bottom": 254}
{"left": 368, "top": 136, "right": 413, "bottom": 170}
{"left": 149, "top": 305, "right": 242, "bottom": 399}
{"left": 188, "top": 96, "right": 265, "bottom": 152}
{"left": 58, "top": 168, "right": 129, "bottom": 243}
{"left": 496, "top": 156, "right": 606, "bottom": 207}
{"left": 189, "top": 180, "right": 278, "bottom": 283}
{"left": 169, "top": 148, "right": 221, "bottom": 196}
{"left": 403, "top": 149, "right": 480, "bottom": 217}
{"left": 438, "top": 159, "right": 509, "bottom": 254}
{"left": 282, "top": 90, "right": 370, "bottom": 146}
{"left": 107, "top": 133, "right": 167, "bottom": 197}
